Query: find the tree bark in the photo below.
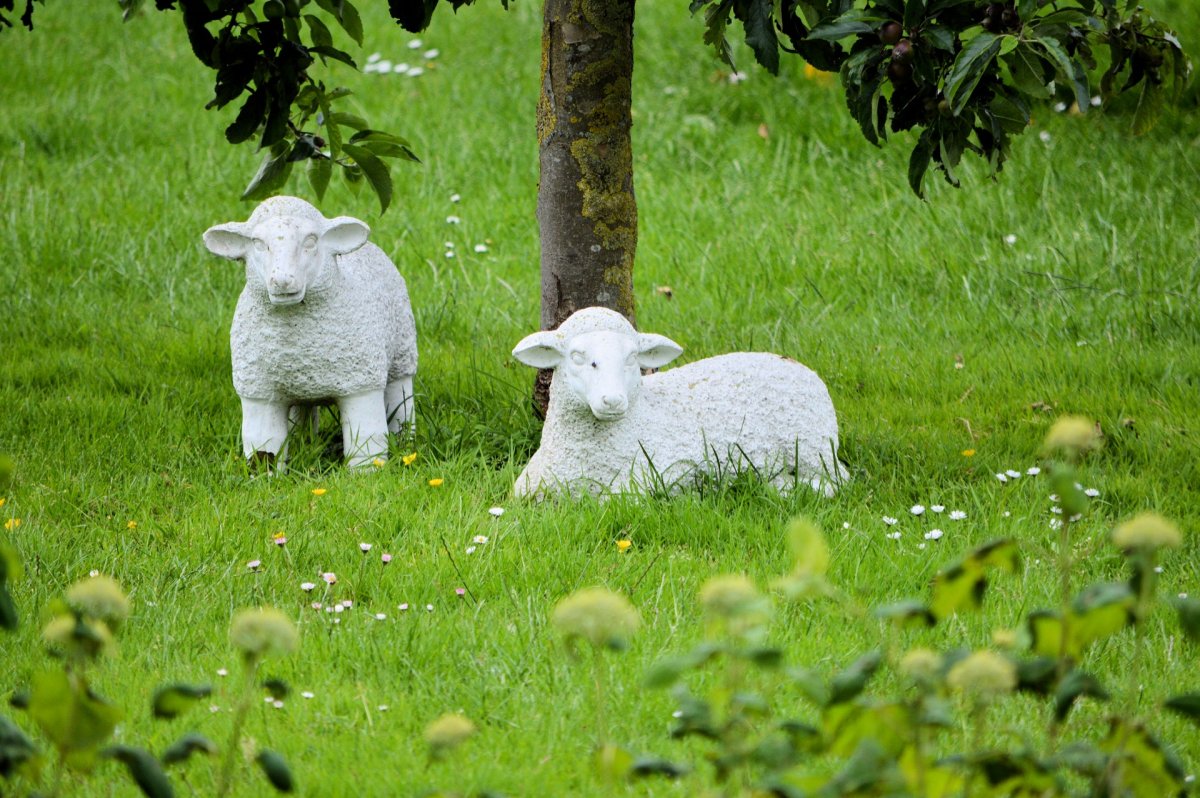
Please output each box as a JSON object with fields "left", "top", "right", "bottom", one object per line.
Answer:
{"left": 535, "top": 0, "right": 637, "bottom": 413}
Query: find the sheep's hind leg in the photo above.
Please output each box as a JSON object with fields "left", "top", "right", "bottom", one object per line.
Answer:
{"left": 241, "top": 398, "right": 290, "bottom": 473}
{"left": 338, "top": 389, "right": 390, "bottom": 469}
{"left": 384, "top": 376, "right": 415, "bottom": 437}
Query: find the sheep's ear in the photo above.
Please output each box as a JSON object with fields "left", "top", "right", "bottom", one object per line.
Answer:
{"left": 321, "top": 217, "right": 370, "bottom": 255}
{"left": 512, "top": 332, "right": 564, "bottom": 369}
{"left": 637, "top": 333, "right": 683, "bottom": 368}
{"left": 203, "top": 223, "right": 251, "bottom": 260}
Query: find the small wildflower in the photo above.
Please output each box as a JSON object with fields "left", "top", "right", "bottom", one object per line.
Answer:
{"left": 882, "top": 516, "right": 898, "bottom": 526}
{"left": 301, "top": 582, "right": 316, "bottom": 592}
{"left": 949, "top": 510, "right": 967, "bottom": 521}
{"left": 946, "top": 650, "right": 1017, "bottom": 696}
{"left": 886, "top": 531, "right": 902, "bottom": 540}
{"left": 1005, "top": 470, "right": 1022, "bottom": 478}
{"left": 217, "top": 668, "right": 229, "bottom": 677}
{"left": 1154, "top": 566, "right": 1164, "bottom": 574}
{"left": 924, "top": 529, "right": 944, "bottom": 541}
{"left": 473, "top": 535, "right": 489, "bottom": 545}
{"left": 488, "top": 506, "right": 505, "bottom": 518}
{"left": 552, "top": 587, "right": 641, "bottom": 650}
{"left": 425, "top": 713, "right": 476, "bottom": 757}
{"left": 322, "top": 572, "right": 337, "bottom": 585}
{"left": 1112, "top": 512, "right": 1182, "bottom": 550}
{"left": 474, "top": 243, "right": 489, "bottom": 253}
{"left": 727, "top": 70, "right": 748, "bottom": 84}
{"left": 449, "top": 193, "right": 461, "bottom": 203}
{"left": 1049, "top": 518, "right": 1063, "bottom": 530}
{"left": 423, "top": 48, "right": 440, "bottom": 59}
{"left": 930, "top": 505, "right": 944, "bottom": 514}
{"left": 429, "top": 478, "right": 444, "bottom": 487}
{"left": 446, "top": 215, "right": 461, "bottom": 225}
{"left": 1054, "top": 101, "right": 1068, "bottom": 112}
{"left": 372, "top": 458, "right": 385, "bottom": 468}
{"left": 341, "top": 600, "right": 353, "bottom": 609}
{"left": 1003, "top": 234, "right": 1017, "bottom": 245}
{"left": 444, "top": 241, "right": 455, "bottom": 249}
{"left": 426, "top": 604, "right": 434, "bottom": 612}
{"left": 444, "top": 250, "right": 456, "bottom": 259}
{"left": 0, "top": 498, "right": 5, "bottom": 507}
{"left": 229, "top": 608, "right": 299, "bottom": 659}
{"left": 273, "top": 532, "right": 287, "bottom": 546}
{"left": 4, "top": 519, "right": 20, "bottom": 530}
{"left": 302, "top": 691, "right": 314, "bottom": 699}
{"left": 616, "top": 539, "right": 632, "bottom": 552}
{"left": 66, "top": 575, "right": 130, "bottom": 629}
{"left": 1050, "top": 494, "right": 1060, "bottom": 502}
{"left": 465, "top": 546, "right": 477, "bottom": 554}
{"left": 1051, "top": 506, "right": 1063, "bottom": 514}
{"left": 375, "top": 613, "right": 387, "bottom": 620}
{"left": 962, "top": 449, "right": 976, "bottom": 457}
{"left": 1085, "top": 488, "right": 1100, "bottom": 498}
{"left": 407, "top": 38, "right": 423, "bottom": 49}
{"left": 402, "top": 452, "right": 418, "bottom": 466}
{"left": 455, "top": 588, "right": 466, "bottom": 597}
{"left": 995, "top": 473, "right": 1008, "bottom": 483}
{"left": 127, "top": 520, "right": 137, "bottom": 529}
{"left": 399, "top": 603, "right": 410, "bottom": 611}
{"left": 210, "top": 705, "right": 220, "bottom": 713}
{"left": 359, "top": 542, "right": 373, "bottom": 553}
{"left": 1038, "top": 130, "right": 1052, "bottom": 143}
{"left": 378, "top": 704, "right": 389, "bottom": 711}
{"left": 272, "top": 700, "right": 285, "bottom": 709}
{"left": 311, "top": 488, "right": 327, "bottom": 496}
{"left": 88, "top": 569, "right": 100, "bottom": 578}
{"left": 381, "top": 553, "right": 393, "bottom": 565}
{"left": 911, "top": 505, "right": 925, "bottom": 516}
{"left": 311, "top": 602, "right": 322, "bottom": 610}
{"left": 1026, "top": 467, "right": 1041, "bottom": 476}
{"left": 1043, "top": 416, "right": 1100, "bottom": 458}
{"left": 247, "top": 560, "right": 262, "bottom": 571}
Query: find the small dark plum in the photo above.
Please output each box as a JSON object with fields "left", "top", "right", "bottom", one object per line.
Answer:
{"left": 1001, "top": 6, "right": 1018, "bottom": 28}
{"left": 891, "top": 39, "right": 914, "bottom": 64}
{"left": 888, "top": 60, "right": 913, "bottom": 83}
{"left": 880, "top": 21, "right": 903, "bottom": 45}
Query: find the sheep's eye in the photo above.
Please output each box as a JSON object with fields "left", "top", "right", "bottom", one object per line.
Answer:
{"left": 253, "top": 240, "right": 267, "bottom": 252}
{"left": 591, "top": 361, "right": 598, "bottom": 369}
{"left": 569, "top": 352, "right": 586, "bottom": 366}
{"left": 302, "top": 234, "right": 318, "bottom": 249}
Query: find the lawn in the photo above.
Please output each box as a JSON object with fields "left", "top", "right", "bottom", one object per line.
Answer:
{"left": 1, "top": 0, "right": 1199, "bottom": 796}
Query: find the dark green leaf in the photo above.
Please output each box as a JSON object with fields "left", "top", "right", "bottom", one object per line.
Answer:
{"left": 151, "top": 685, "right": 212, "bottom": 720}
{"left": 1051, "top": 741, "right": 1109, "bottom": 777}
{"left": 700, "top": 0, "right": 736, "bottom": 70}
{"left": 242, "top": 144, "right": 294, "bottom": 201}
{"left": 1014, "top": 656, "right": 1058, "bottom": 695}
{"left": 807, "top": 8, "right": 888, "bottom": 41}
{"left": 309, "top": 45, "right": 356, "bottom": 68}
{"left": 822, "top": 738, "right": 898, "bottom": 795}
{"left": 332, "top": 112, "right": 368, "bottom": 131}
{"left": 786, "top": 666, "right": 831, "bottom": 706}
{"left": 341, "top": 143, "right": 393, "bottom": 214}
{"left": 828, "top": 650, "right": 882, "bottom": 705}
{"left": 743, "top": 646, "right": 784, "bottom": 668}
{"left": 1163, "top": 694, "right": 1200, "bottom": 725}
{"left": 1053, "top": 670, "right": 1109, "bottom": 724}
{"left": 0, "top": 715, "right": 39, "bottom": 779}
{"left": 28, "top": 670, "right": 123, "bottom": 759}
{"left": 922, "top": 24, "right": 955, "bottom": 52}
{"left": 739, "top": 0, "right": 779, "bottom": 74}
{"left": 256, "top": 749, "right": 295, "bottom": 793}
{"left": 161, "top": 733, "right": 218, "bottom": 766}
{"left": 1034, "top": 34, "right": 1089, "bottom": 109}
{"left": 903, "top": 0, "right": 924, "bottom": 32}
{"left": 102, "top": 745, "right": 174, "bottom": 798}
{"left": 262, "top": 679, "right": 289, "bottom": 700}
{"left": 314, "top": 0, "right": 363, "bottom": 45}
{"left": 308, "top": 157, "right": 332, "bottom": 200}
{"left": 1002, "top": 44, "right": 1053, "bottom": 99}
{"left": 303, "top": 14, "right": 333, "bottom": 49}
{"left": 226, "top": 90, "right": 267, "bottom": 145}
{"left": 944, "top": 32, "right": 1001, "bottom": 114}
{"left": 873, "top": 600, "right": 936, "bottom": 628}
{"left": 1099, "top": 718, "right": 1187, "bottom": 797}
{"left": 1131, "top": 78, "right": 1164, "bottom": 136}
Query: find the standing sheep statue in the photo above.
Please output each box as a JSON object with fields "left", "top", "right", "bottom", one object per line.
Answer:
{"left": 512, "top": 307, "right": 846, "bottom": 498}
{"left": 204, "top": 196, "right": 417, "bottom": 470}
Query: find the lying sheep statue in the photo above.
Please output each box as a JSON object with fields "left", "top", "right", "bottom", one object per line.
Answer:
{"left": 512, "top": 307, "right": 847, "bottom": 498}
{"left": 204, "top": 196, "right": 417, "bottom": 470}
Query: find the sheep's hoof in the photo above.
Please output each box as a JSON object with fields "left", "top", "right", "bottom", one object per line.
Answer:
{"left": 248, "top": 450, "right": 276, "bottom": 470}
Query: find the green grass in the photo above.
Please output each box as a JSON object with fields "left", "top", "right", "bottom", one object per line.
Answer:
{"left": 2, "top": 1, "right": 1199, "bottom": 795}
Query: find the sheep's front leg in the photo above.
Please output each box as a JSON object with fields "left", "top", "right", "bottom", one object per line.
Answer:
{"left": 241, "top": 398, "right": 290, "bottom": 472}
{"left": 384, "top": 376, "right": 415, "bottom": 436}
{"left": 338, "top": 389, "right": 389, "bottom": 469}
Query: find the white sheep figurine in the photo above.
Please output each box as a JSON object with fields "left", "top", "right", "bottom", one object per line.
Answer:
{"left": 203, "top": 196, "right": 417, "bottom": 469}
{"left": 512, "top": 307, "right": 846, "bottom": 498}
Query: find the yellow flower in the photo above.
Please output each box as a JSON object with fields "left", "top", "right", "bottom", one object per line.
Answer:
{"left": 4, "top": 518, "right": 19, "bottom": 530}
{"left": 311, "top": 488, "right": 327, "bottom": 496}
{"left": 372, "top": 458, "right": 385, "bottom": 468}
{"left": 425, "top": 713, "right": 476, "bottom": 757}
{"left": 1043, "top": 416, "right": 1100, "bottom": 458}
{"left": 551, "top": 587, "right": 640, "bottom": 650}
{"left": 946, "top": 650, "right": 1017, "bottom": 697}
{"left": 1112, "top": 512, "right": 1182, "bottom": 551}
{"left": 428, "top": 478, "right": 444, "bottom": 487}
{"left": 402, "top": 453, "right": 418, "bottom": 466}
{"left": 0, "top": 498, "right": 6, "bottom": 507}
{"left": 229, "top": 607, "right": 299, "bottom": 659}
{"left": 616, "top": 539, "right": 632, "bottom": 553}
{"left": 126, "top": 520, "right": 137, "bottom": 529}
{"left": 961, "top": 449, "right": 976, "bottom": 457}
{"left": 803, "top": 63, "right": 835, "bottom": 85}
{"left": 66, "top": 575, "right": 130, "bottom": 630}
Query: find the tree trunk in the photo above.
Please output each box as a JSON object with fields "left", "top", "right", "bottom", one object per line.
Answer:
{"left": 534, "top": 0, "right": 637, "bottom": 413}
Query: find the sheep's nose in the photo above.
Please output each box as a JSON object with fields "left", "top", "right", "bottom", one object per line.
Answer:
{"left": 600, "top": 394, "right": 626, "bottom": 410}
